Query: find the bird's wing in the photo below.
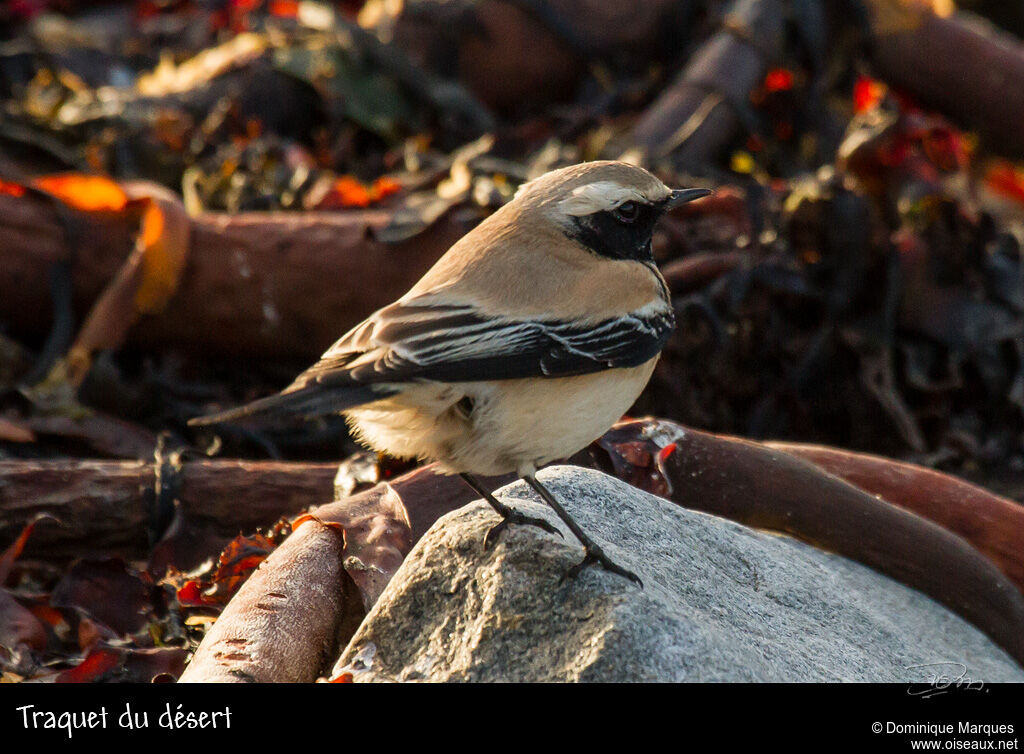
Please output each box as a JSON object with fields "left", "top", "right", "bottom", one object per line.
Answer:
{"left": 295, "top": 296, "right": 675, "bottom": 389}
{"left": 190, "top": 296, "right": 674, "bottom": 425}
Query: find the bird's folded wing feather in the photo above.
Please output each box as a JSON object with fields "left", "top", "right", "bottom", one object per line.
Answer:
{"left": 289, "top": 296, "right": 675, "bottom": 393}
{"left": 190, "top": 296, "right": 674, "bottom": 425}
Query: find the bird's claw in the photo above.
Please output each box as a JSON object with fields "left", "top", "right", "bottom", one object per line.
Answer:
{"left": 561, "top": 545, "right": 643, "bottom": 587}
{"left": 483, "top": 510, "right": 562, "bottom": 549}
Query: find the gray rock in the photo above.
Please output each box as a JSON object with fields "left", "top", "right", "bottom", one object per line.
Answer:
{"left": 336, "top": 466, "right": 1024, "bottom": 682}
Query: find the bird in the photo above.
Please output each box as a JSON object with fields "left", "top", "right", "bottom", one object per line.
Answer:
{"left": 190, "top": 161, "right": 711, "bottom": 585}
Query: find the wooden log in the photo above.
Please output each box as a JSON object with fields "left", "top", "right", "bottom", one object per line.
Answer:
{"left": 766, "top": 441, "right": 1024, "bottom": 596}
{"left": 0, "top": 189, "right": 472, "bottom": 361}
{"left": 0, "top": 459, "right": 338, "bottom": 560}
{"left": 627, "top": 0, "right": 786, "bottom": 165}
{"left": 178, "top": 519, "right": 361, "bottom": 683}
{"left": 660, "top": 250, "right": 748, "bottom": 293}
{"left": 308, "top": 466, "right": 514, "bottom": 608}
{"left": 866, "top": 0, "right": 1024, "bottom": 159}
{"left": 377, "top": 0, "right": 682, "bottom": 113}
{"left": 178, "top": 464, "right": 490, "bottom": 682}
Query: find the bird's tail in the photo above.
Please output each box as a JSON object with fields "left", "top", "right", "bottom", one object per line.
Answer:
{"left": 188, "top": 384, "right": 390, "bottom": 427}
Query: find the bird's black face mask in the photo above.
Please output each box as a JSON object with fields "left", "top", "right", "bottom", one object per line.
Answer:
{"left": 565, "top": 189, "right": 710, "bottom": 262}
{"left": 565, "top": 200, "right": 663, "bottom": 263}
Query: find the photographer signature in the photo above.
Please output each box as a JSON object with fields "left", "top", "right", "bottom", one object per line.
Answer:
{"left": 905, "top": 662, "right": 986, "bottom": 698}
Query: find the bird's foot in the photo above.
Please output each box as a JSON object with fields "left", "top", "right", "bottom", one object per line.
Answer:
{"left": 561, "top": 544, "right": 643, "bottom": 587}
{"left": 483, "top": 510, "right": 562, "bottom": 549}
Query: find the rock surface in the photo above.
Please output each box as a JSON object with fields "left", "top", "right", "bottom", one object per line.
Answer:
{"left": 335, "top": 466, "right": 1024, "bottom": 682}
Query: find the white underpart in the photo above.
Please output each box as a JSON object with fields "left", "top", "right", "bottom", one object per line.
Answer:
{"left": 559, "top": 180, "right": 671, "bottom": 216}
{"left": 629, "top": 298, "right": 674, "bottom": 319}
{"left": 344, "top": 360, "right": 659, "bottom": 476}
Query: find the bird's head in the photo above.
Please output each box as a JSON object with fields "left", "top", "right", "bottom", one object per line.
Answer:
{"left": 510, "top": 161, "right": 711, "bottom": 263}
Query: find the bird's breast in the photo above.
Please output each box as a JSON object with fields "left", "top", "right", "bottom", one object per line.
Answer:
{"left": 343, "top": 357, "right": 659, "bottom": 476}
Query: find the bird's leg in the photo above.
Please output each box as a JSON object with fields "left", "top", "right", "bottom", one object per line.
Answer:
{"left": 459, "top": 473, "right": 562, "bottom": 549}
{"left": 523, "top": 475, "right": 643, "bottom": 587}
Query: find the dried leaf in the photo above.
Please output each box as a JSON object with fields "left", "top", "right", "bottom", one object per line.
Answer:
{"left": 56, "top": 644, "right": 188, "bottom": 683}
{"left": 0, "top": 180, "right": 27, "bottom": 198}
{"left": 301, "top": 480, "right": 416, "bottom": 610}
{"left": 0, "top": 416, "right": 35, "bottom": 444}
{"left": 853, "top": 75, "right": 887, "bottom": 114}
{"left": 984, "top": 160, "right": 1024, "bottom": 207}
{"left": 130, "top": 190, "right": 191, "bottom": 314}
{"left": 0, "top": 514, "right": 57, "bottom": 585}
{"left": 71, "top": 183, "right": 191, "bottom": 361}
{"left": 171, "top": 522, "right": 290, "bottom": 607}
{"left": 0, "top": 589, "right": 48, "bottom": 654}
{"left": 136, "top": 33, "right": 268, "bottom": 96}
{"left": 866, "top": 0, "right": 953, "bottom": 37}
{"left": 32, "top": 174, "right": 128, "bottom": 212}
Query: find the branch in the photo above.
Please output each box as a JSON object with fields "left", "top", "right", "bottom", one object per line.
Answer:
{"left": 0, "top": 190, "right": 471, "bottom": 361}
{"left": 0, "top": 458, "right": 338, "bottom": 561}
{"left": 627, "top": 0, "right": 786, "bottom": 166}
{"left": 866, "top": 0, "right": 1024, "bottom": 158}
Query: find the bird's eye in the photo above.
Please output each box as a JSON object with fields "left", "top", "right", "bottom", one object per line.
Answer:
{"left": 612, "top": 201, "right": 639, "bottom": 223}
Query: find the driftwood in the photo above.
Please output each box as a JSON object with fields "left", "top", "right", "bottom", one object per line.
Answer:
{"left": 768, "top": 442, "right": 1024, "bottom": 594}
{"left": 0, "top": 188, "right": 471, "bottom": 361}
{"left": 7, "top": 421, "right": 1022, "bottom": 592}
{"left": 629, "top": 0, "right": 1024, "bottom": 164}
{"left": 659, "top": 249, "right": 749, "bottom": 293}
{"left": 178, "top": 420, "right": 1024, "bottom": 682}
{"left": 178, "top": 519, "right": 361, "bottom": 683}
{"left": 627, "top": 0, "right": 786, "bottom": 165}
{"left": 378, "top": 0, "right": 681, "bottom": 112}
{"left": 865, "top": 0, "right": 1024, "bottom": 159}
{"left": 0, "top": 458, "right": 338, "bottom": 561}
{"left": 6, "top": 413, "right": 160, "bottom": 460}
{"left": 179, "top": 464, "right": 489, "bottom": 682}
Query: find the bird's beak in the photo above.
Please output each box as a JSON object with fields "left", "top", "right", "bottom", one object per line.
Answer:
{"left": 666, "top": 188, "right": 712, "bottom": 208}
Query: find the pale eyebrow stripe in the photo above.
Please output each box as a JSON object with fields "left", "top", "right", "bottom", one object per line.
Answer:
{"left": 558, "top": 181, "right": 670, "bottom": 216}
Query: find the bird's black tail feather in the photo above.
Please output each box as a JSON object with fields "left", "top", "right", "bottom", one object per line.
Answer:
{"left": 187, "top": 384, "right": 392, "bottom": 427}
